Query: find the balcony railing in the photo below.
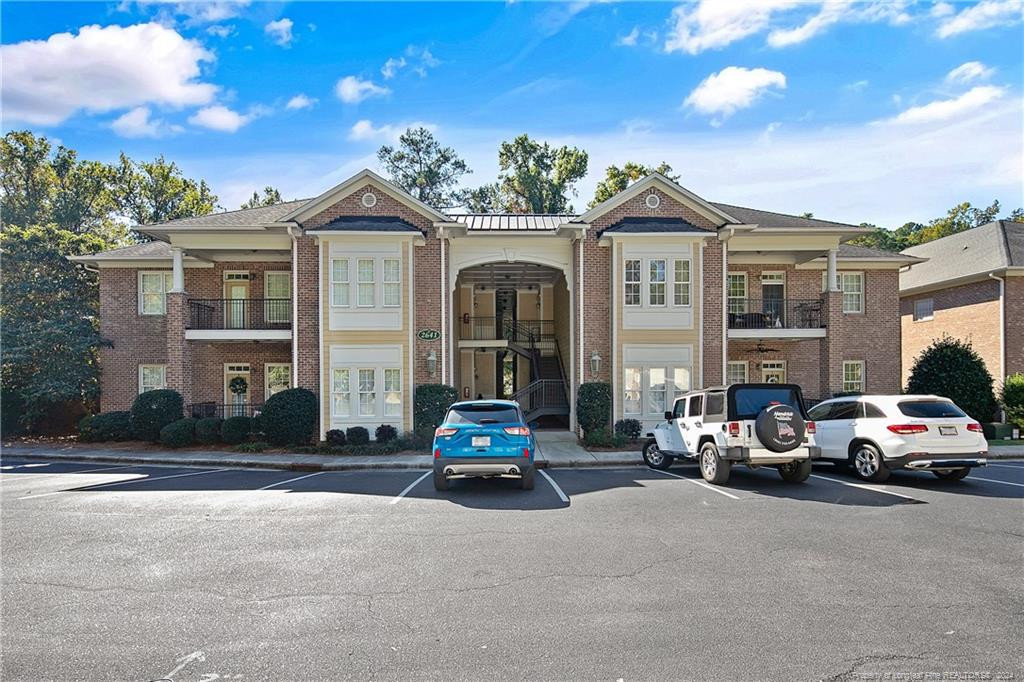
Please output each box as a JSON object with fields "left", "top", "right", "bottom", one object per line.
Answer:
{"left": 187, "top": 298, "right": 291, "bottom": 330}
{"left": 188, "top": 402, "right": 264, "bottom": 419}
{"left": 727, "top": 298, "right": 827, "bottom": 330}
{"left": 459, "top": 316, "right": 555, "bottom": 342}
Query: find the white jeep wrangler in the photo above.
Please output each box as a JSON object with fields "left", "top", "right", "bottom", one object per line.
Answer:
{"left": 643, "top": 383, "right": 821, "bottom": 485}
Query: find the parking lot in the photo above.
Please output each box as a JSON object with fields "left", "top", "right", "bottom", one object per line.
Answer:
{"left": 2, "top": 455, "right": 1022, "bottom": 681}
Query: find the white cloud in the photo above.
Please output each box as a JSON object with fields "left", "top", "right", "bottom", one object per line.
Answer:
{"left": 121, "top": 1, "right": 251, "bottom": 26}
{"left": 936, "top": 0, "right": 1023, "bottom": 38}
{"left": 264, "top": 18, "right": 293, "bottom": 47}
{"left": 285, "top": 94, "right": 317, "bottom": 110}
{"left": 665, "top": 0, "right": 798, "bottom": 54}
{"left": 206, "top": 24, "right": 235, "bottom": 38}
{"left": 188, "top": 104, "right": 256, "bottom": 132}
{"left": 348, "top": 119, "right": 437, "bottom": 142}
{"left": 335, "top": 75, "right": 390, "bottom": 104}
{"left": 381, "top": 57, "right": 406, "bottom": 79}
{"left": 381, "top": 46, "right": 440, "bottom": 80}
{"left": 615, "top": 26, "right": 640, "bottom": 46}
{"left": 111, "top": 106, "right": 181, "bottom": 138}
{"left": 1, "top": 22, "right": 216, "bottom": 125}
{"left": 766, "top": 1, "right": 851, "bottom": 47}
{"left": 945, "top": 61, "right": 995, "bottom": 84}
{"left": 884, "top": 85, "right": 1006, "bottom": 125}
{"left": 683, "top": 66, "right": 787, "bottom": 124}
{"left": 844, "top": 79, "right": 870, "bottom": 92}
{"left": 930, "top": 2, "right": 955, "bottom": 18}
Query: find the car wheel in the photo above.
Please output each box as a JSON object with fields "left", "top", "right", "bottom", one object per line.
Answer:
{"left": 643, "top": 439, "right": 675, "bottom": 470}
{"left": 433, "top": 469, "right": 449, "bottom": 491}
{"left": 933, "top": 467, "right": 970, "bottom": 481}
{"left": 851, "top": 444, "right": 890, "bottom": 482}
{"left": 777, "top": 459, "right": 812, "bottom": 483}
{"left": 521, "top": 468, "right": 535, "bottom": 490}
{"left": 699, "top": 442, "right": 731, "bottom": 485}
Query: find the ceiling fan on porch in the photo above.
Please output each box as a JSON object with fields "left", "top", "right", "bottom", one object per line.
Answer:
{"left": 753, "top": 342, "right": 780, "bottom": 354}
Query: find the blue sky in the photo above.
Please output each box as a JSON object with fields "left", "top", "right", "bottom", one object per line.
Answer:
{"left": 2, "top": 0, "right": 1022, "bottom": 226}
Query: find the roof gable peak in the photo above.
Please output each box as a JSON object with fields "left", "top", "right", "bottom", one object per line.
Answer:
{"left": 576, "top": 173, "right": 738, "bottom": 226}
{"left": 281, "top": 168, "right": 450, "bottom": 225}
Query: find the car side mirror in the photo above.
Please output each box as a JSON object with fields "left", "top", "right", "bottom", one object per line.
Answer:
{"left": 664, "top": 411, "right": 674, "bottom": 421}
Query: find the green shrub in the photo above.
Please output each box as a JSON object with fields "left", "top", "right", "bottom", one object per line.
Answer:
{"left": 906, "top": 336, "right": 997, "bottom": 422}
{"left": 577, "top": 382, "right": 612, "bottom": 435}
{"left": 159, "top": 418, "right": 196, "bottom": 448}
{"left": 1001, "top": 373, "right": 1024, "bottom": 429}
{"left": 87, "top": 411, "right": 133, "bottom": 441}
{"left": 413, "top": 384, "right": 458, "bottom": 431}
{"left": 614, "top": 418, "right": 642, "bottom": 441}
{"left": 346, "top": 426, "right": 370, "bottom": 445}
{"left": 326, "top": 429, "right": 347, "bottom": 446}
{"left": 235, "top": 441, "right": 268, "bottom": 453}
{"left": 583, "top": 426, "right": 626, "bottom": 448}
{"left": 221, "top": 416, "right": 253, "bottom": 445}
{"left": 194, "top": 417, "right": 223, "bottom": 444}
{"left": 259, "top": 387, "right": 318, "bottom": 446}
{"left": 78, "top": 414, "right": 95, "bottom": 441}
{"left": 130, "top": 389, "right": 184, "bottom": 442}
{"left": 395, "top": 429, "right": 431, "bottom": 452}
{"left": 375, "top": 424, "right": 397, "bottom": 443}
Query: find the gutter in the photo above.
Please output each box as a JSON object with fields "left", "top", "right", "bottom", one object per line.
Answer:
{"left": 989, "top": 271, "right": 1006, "bottom": 382}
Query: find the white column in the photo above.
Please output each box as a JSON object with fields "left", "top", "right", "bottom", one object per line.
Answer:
{"left": 170, "top": 247, "right": 185, "bottom": 293}
{"left": 826, "top": 249, "right": 839, "bottom": 292}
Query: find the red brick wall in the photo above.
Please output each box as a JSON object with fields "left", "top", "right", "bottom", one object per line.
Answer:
{"left": 702, "top": 239, "right": 724, "bottom": 386}
{"left": 730, "top": 339, "right": 824, "bottom": 398}
{"left": 189, "top": 343, "right": 292, "bottom": 404}
{"left": 900, "top": 278, "right": 1001, "bottom": 384}
{"left": 294, "top": 235, "right": 319, "bottom": 394}
{"left": 830, "top": 270, "right": 902, "bottom": 394}
{"left": 1003, "top": 277, "right": 1023, "bottom": 376}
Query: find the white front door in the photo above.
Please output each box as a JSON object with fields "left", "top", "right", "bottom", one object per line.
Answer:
{"left": 225, "top": 282, "right": 249, "bottom": 329}
{"left": 224, "top": 364, "right": 251, "bottom": 416}
{"left": 762, "top": 361, "right": 786, "bottom": 384}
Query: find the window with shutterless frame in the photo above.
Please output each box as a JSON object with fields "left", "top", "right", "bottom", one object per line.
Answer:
{"left": 623, "top": 256, "right": 691, "bottom": 308}
{"left": 913, "top": 298, "right": 933, "bottom": 321}
{"left": 823, "top": 271, "right": 864, "bottom": 313}
{"left": 138, "top": 364, "right": 166, "bottom": 393}
{"left": 139, "top": 271, "right": 173, "bottom": 315}
{"left": 843, "top": 360, "right": 865, "bottom": 393}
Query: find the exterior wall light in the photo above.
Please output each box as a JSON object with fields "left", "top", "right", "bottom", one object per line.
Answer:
{"left": 590, "top": 350, "right": 601, "bottom": 377}
{"left": 426, "top": 349, "right": 437, "bottom": 378}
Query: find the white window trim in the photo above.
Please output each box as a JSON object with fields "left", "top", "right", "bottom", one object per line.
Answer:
{"left": 624, "top": 364, "right": 692, "bottom": 419}
{"left": 356, "top": 259, "right": 375, "bottom": 308}
{"left": 648, "top": 259, "right": 667, "bottom": 308}
{"left": 382, "top": 258, "right": 401, "bottom": 308}
{"left": 331, "top": 368, "right": 352, "bottom": 418}
{"left": 673, "top": 258, "right": 692, "bottom": 307}
{"left": 138, "top": 364, "right": 167, "bottom": 394}
{"left": 264, "top": 271, "right": 292, "bottom": 323}
{"left": 138, "top": 271, "right": 173, "bottom": 316}
{"left": 823, "top": 271, "right": 865, "bottom": 314}
{"left": 761, "top": 360, "right": 786, "bottom": 383}
{"left": 843, "top": 360, "right": 865, "bottom": 393}
{"left": 330, "top": 365, "right": 404, "bottom": 421}
{"left": 727, "top": 272, "right": 748, "bottom": 314}
{"left": 330, "top": 258, "right": 350, "bottom": 308}
{"left": 913, "top": 297, "right": 934, "bottom": 322}
{"left": 623, "top": 257, "right": 691, "bottom": 309}
{"left": 623, "top": 259, "right": 642, "bottom": 308}
{"left": 383, "top": 367, "right": 403, "bottom": 417}
{"left": 264, "top": 362, "right": 292, "bottom": 400}
{"left": 726, "top": 361, "right": 749, "bottom": 384}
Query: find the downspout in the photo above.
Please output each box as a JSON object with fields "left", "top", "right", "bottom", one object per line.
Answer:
{"left": 721, "top": 240, "right": 728, "bottom": 385}
{"left": 578, "top": 236, "right": 585, "bottom": 391}
{"left": 989, "top": 271, "right": 1005, "bottom": 382}
{"left": 440, "top": 229, "right": 447, "bottom": 385}
{"left": 287, "top": 225, "right": 299, "bottom": 389}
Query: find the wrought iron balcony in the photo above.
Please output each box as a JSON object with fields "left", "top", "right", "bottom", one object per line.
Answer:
{"left": 187, "top": 298, "right": 291, "bottom": 330}
{"left": 459, "top": 316, "right": 555, "bottom": 342}
{"left": 727, "top": 298, "right": 827, "bottom": 330}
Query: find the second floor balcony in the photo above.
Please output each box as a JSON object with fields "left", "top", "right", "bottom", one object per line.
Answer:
{"left": 727, "top": 297, "right": 828, "bottom": 339}
{"left": 459, "top": 316, "right": 555, "bottom": 344}
{"left": 185, "top": 298, "right": 292, "bottom": 341}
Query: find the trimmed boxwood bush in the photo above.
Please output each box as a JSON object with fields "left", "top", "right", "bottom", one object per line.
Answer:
{"left": 1001, "top": 373, "right": 1024, "bottom": 429}
{"left": 614, "top": 418, "right": 642, "bottom": 441}
{"left": 906, "top": 336, "right": 997, "bottom": 422}
{"left": 577, "top": 382, "right": 611, "bottom": 435}
{"left": 346, "top": 426, "right": 370, "bottom": 445}
{"left": 221, "top": 416, "right": 253, "bottom": 445}
{"left": 326, "top": 429, "right": 347, "bottom": 446}
{"left": 375, "top": 424, "right": 397, "bottom": 443}
{"left": 79, "top": 411, "right": 132, "bottom": 442}
{"left": 583, "top": 426, "right": 625, "bottom": 448}
{"left": 259, "top": 387, "right": 318, "bottom": 446}
{"left": 413, "top": 384, "right": 458, "bottom": 432}
{"left": 195, "top": 417, "right": 223, "bottom": 445}
{"left": 130, "top": 389, "right": 184, "bottom": 443}
{"left": 159, "top": 418, "right": 197, "bottom": 448}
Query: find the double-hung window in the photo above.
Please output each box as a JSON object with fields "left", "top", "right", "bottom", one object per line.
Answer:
{"left": 330, "top": 260, "right": 350, "bottom": 307}
{"left": 625, "top": 257, "right": 690, "bottom": 307}
{"left": 139, "top": 272, "right": 173, "bottom": 315}
{"left": 727, "top": 273, "right": 747, "bottom": 314}
{"left": 623, "top": 367, "right": 642, "bottom": 415}
{"left": 624, "top": 260, "right": 641, "bottom": 307}
{"left": 264, "top": 272, "right": 291, "bottom": 323}
{"left": 726, "top": 361, "right": 748, "bottom": 385}
{"left": 648, "top": 260, "right": 666, "bottom": 306}
{"left": 624, "top": 365, "right": 691, "bottom": 418}
{"left": 139, "top": 364, "right": 166, "bottom": 393}
{"left": 358, "top": 369, "right": 376, "bottom": 416}
{"left": 331, "top": 369, "right": 351, "bottom": 417}
{"left": 914, "top": 298, "right": 933, "bottom": 322}
{"left": 843, "top": 361, "right": 865, "bottom": 393}
{"left": 357, "top": 259, "right": 375, "bottom": 307}
{"left": 673, "top": 260, "right": 691, "bottom": 306}
{"left": 824, "top": 272, "right": 864, "bottom": 313}
{"left": 383, "top": 368, "right": 402, "bottom": 417}
{"left": 382, "top": 259, "right": 401, "bottom": 307}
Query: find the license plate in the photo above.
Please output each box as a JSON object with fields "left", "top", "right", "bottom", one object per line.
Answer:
{"left": 472, "top": 436, "right": 491, "bottom": 447}
{"left": 939, "top": 426, "right": 958, "bottom": 436}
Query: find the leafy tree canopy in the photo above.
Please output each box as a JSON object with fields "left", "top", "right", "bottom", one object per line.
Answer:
{"left": 850, "top": 200, "right": 1021, "bottom": 252}
{"left": 589, "top": 161, "right": 678, "bottom": 208}
{"left": 906, "top": 336, "right": 997, "bottom": 422}
{"left": 113, "top": 152, "right": 218, "bottom": 234}
{"left": 240, "top": 186, "right": 284, "bottom": 209}
{"left": 377, "top": 127, "right": 471, "bottom": 209}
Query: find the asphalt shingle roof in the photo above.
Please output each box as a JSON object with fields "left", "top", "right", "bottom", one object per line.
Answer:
{"left": 317, "top": 216, "right": 421, "bottom": 232}
{"left": 710, "top": 202, "right": 863, "bottom": 229}
{"left": 900, "top": 220, "right": 1024, "bottom": 291}
{"left": 599, "top": 217, "right": 709, "bottom": 236}
{"left": 145, "top": 199, "right": 312, "bottom": 229}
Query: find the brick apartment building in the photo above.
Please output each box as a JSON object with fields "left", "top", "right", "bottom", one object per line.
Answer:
{"left": 900, "top": 220, "right": 1024, "bottom": 387}
{"left": 72, "top": 170, "right": 917, "bottom": 437}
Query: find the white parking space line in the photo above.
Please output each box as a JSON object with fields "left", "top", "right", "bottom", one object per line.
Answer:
{"left": 17, "top": 467, "right": 232, "bottom": 500}
{"left": 652, "top": 469, "right": 741, "bottom": 500}
{"left": 969, "top": 476, "right": 1024, "bottom": 488}
{"left": 389, "top": 471, "right": 431, "bottom": 504}
{"left": 539, "top": 470, "right": 569, "bottom": 503}
{"left": 809, "top": 474, "right": 920, "bottom": 501}
{"left": 1, "top": 464, "right": 135, "bottom": 479}
{"left": 256, "top": 471, "right": 323, "bottom": 491}
{"left": 988, "top": 463, "right": 1024, "bottom": 469}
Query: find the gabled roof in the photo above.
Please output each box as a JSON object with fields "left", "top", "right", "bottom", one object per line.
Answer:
{"left": 900, "top": 220, "right": 1024, "bottom": 292}
{"left": 140, "top": 199, "right": 311, "bottom": 230}
{"left": 709, "top": 202, "right": 863, "bottom": 230}
{"left": 314, "top": 216, "right": 422, "bottom": 233}
{"left": 577, "top": 172, "right": 738, "bottom": 226}
{"left": 281, "top": 168, "right": 450, "bottom": 225}
{"left": 599, "top": 216, "right": 709, "bottom": 237}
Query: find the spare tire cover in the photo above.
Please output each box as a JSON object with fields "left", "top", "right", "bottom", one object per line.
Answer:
{"left": 754, "top": 404, "right": 805, "bottom": 453}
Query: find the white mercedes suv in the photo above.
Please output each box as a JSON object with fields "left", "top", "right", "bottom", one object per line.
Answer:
{"left": 808, "top": 394, "right": 988, "bottom": 482}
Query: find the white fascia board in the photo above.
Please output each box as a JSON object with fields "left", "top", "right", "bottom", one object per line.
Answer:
{"left": 305, "top": 230, "right": 421, "bottom": 237}
{"left": 282, "top": 168, "right": 450, "bottom": 224}
{"left": 728, "top": 328, "right": 827, "bottom": 340}
{"left": 185, "top": 329, "right": 292, "bottom": 341}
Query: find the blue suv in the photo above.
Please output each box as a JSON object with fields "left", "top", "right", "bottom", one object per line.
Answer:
{"left": 432, "top": 400, "right": 536, "bottom": 491}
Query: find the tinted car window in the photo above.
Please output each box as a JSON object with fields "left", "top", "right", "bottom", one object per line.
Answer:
{"left": 807, "top": 403, "right": 831, "bottom": 421}
{"left": 829, "top": 401, "right": 859, "bottom": 420}
{"left": 862, "top": 402, "right": 886, "bottom": 418}
{"left": 446, "top": 405, "right": 522, "bottom": 425}
{"left": 688, "top": 395, "right": 704, "bottom": 417}
{"left": 705, "top": 393, "right": 725, "bottom": 417}
{"left": 732, "top": 387, "right": 802, "bottom": 420}
{"left": 672, "top": 398, "right": 686, "bottom": 419}
{"left": 898, "top": 400, "right": 966, "bottom": 418}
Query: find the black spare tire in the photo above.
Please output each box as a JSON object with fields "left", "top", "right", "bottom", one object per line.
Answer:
{"left": 754, "top": 404, "right": 805, "bottom": 452}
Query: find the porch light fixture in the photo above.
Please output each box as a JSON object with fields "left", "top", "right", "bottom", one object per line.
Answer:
{"left": 590, "top": 350, "right": 601, "bottom": 377}
{"left": 426, "top": 349, "right": 437, "bottom": 378}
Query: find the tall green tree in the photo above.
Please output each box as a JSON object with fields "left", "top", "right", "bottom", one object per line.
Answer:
{"left": 851, "top": 200, "right": 1021, "bottom": 252}
{"left": 589, "top": 162, "right": 678, "bottom": 208}
{"left": 1, "top": 131, "right": 56, "bottom": 229}
{"left": 377, "top": 127, "right": 472, "bottom": 209}
{"left": 113, "top": 153, "right": 218, "bottom": 231}
{"left": 241, "top": 186, "right": 284, "bottom": 209}
{"left": 469, "top": 134, "right": 588, "bottom": 214}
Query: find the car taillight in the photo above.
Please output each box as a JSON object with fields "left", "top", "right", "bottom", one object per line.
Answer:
{"left": 435, "top": 427, "right": 457, "bottom": 437}
{"left": 523, "top": 447, "right": 530, "bottom": 458}
{"left": 967, "top": 423, "right": 983, "bottom": 433}
{"left": 728, "top": 422, "right": 740, "bottom": 436}
{"left": 887, "top": 424, "right": 929, "bottom": 435}
{"left": 434, "top": 448, "right": 441, "bottom": 459}
{"left": 806, "top": 421, "right": 816, "bottom": 434}
{"left": 504, "top": 426, "right": 531, "bottom": 436}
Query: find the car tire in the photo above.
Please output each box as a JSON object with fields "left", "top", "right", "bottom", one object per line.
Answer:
{"left": 521, "top": 468, "right": 535, "bottom": 490}
{"left": 777, "top": 459, "right": 812, "bottom": 483}
{"left": 933, "top": 467, "right": 970, "bottom": 481}
{"left": 699, "top": 442, "right": 731, "bottom": 485}
{"left": 642, "top": 439, "right": 675, "bottom": 470}
{"left": 433, "top": 470, "right": 449, "bottom": 491}
{"left": 850, "top": 443, "right": 890, "bottom": 482}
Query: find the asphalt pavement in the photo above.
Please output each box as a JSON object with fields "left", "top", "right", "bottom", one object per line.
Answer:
{"left": 1, "top": 455, "right": 1022, "bottom": 681}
